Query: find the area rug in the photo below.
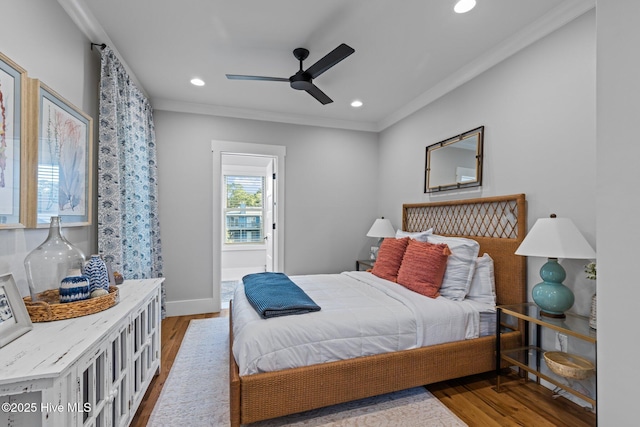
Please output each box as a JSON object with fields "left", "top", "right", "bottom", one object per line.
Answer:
{"left": 148, "top": 317, "right": 467, "bottom": 427}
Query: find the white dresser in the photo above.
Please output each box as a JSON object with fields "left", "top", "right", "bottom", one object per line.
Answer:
{"left": 0, "top": 278, "right": 163, "bottom": 427}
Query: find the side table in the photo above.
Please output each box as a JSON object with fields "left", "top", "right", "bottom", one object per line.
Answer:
{"left": 496, "top": 302, "right": 597, "bottom": 410}
{"left": 355, "top": 259, "right": 375, "bottom": 271}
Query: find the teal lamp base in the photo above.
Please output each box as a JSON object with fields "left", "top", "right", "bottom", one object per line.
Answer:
{"left": 532, "top": 258, "right": 574, "bottom": 318}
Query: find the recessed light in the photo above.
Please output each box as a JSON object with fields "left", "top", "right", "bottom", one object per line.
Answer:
{"left": 454, "top": 0, "right": 476, "bottom": 14}
{"left": 351, "top": 100, "right": 363, "bottom": 108}
{"left": 190, "top": 78, "right": 205, "bottom": 86}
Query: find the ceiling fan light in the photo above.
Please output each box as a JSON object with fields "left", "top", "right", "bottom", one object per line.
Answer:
{"left": 190, "top": 78, "right": 205, "bottom": 86}
{"left": 351, "top": 100, "right": 363, "bottom": 108}
{"left": 454, "top": 0, "right": 476, "bottom": 14}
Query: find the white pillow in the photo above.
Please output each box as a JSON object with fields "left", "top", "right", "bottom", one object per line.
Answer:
{"left": 395, "top": 228, "right": 433, "bottom": 242}
{"left": 425, "top": 234, "right": 479, "bottom": 301}
{"left": 467, "top": 254, "right": 496, "bottom": 306}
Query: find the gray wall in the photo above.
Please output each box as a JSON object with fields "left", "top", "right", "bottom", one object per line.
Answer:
{"left": 153, "top": 111, "right": 378, "bottom": 314}
{"left": 378, "top": 10, "right": 596, "bottom": 317}
{"left": 0, "top": 0, "right": 99, "bottom": 296}
{"left": 597, "top": 0, "right": 640, "bottom": 424}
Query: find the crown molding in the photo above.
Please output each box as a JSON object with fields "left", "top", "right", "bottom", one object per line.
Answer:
{"left": 151, "top": 98, "right": 378, "bottom": 132}
{"left": 60, "top": 0, "right": 595, "bottom": 133}
{"left": 57, "top": 0, "right": 149, "bottom": 98}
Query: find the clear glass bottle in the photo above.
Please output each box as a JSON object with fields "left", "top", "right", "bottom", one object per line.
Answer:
{"left": 24, "top": 216, "right": 86, "bottom": 301}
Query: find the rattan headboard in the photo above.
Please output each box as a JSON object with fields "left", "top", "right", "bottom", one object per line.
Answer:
{"left": 403, "top": 194, "right": 526, "bottom": 306}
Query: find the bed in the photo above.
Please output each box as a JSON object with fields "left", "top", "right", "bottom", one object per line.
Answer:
{"left": 229, "top": 194, "right": 527, "bottom": 426}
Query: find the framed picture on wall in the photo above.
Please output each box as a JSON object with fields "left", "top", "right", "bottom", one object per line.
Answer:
{"left": 0, "top": 273, "right": 33, "bottom": 348}
{"left": 0, "top": 52, "right": 27, "bottom": 229}
{"left": 26, "top": 79, "right": 93, "bottom": 227}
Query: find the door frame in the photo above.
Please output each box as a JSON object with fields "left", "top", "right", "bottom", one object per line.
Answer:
{"left": 212, "top": 140, "right": 286, "bottom": 311}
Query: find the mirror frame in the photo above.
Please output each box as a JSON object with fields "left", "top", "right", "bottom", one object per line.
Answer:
{"left": 424, "top": 126, "right": 484, "bottom": 193}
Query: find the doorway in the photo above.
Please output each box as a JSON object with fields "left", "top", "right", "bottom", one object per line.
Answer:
{"left": 220, "top": 154, "right": 274, "bottom": 307}
{"left": 211, "top": 141, "right": 286, "bottom": 311}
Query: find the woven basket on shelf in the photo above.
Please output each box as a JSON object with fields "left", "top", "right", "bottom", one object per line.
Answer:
{"left": 23, "top": 286, "right": 119, "bottom": 322}
{"left": 543, "top": 351, "right": 595, "bottom": 380}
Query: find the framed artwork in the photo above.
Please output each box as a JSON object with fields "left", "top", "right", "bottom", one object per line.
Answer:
{"left": 0, "top": 52, "right": 27, "bottom": 229}
{"left": 27, "top": 79, "right": 93, "bottom": 227}
{"left": 0, "top": 273, "right": 33, "bottom": 348}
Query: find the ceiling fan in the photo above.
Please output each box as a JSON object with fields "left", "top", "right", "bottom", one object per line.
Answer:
{"left": 226, "top": 43, "right": 355, "bottom": 105}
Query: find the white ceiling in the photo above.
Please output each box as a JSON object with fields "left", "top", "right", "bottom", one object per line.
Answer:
{"left": 61, "top": 0, "right": 594, "bottom": 132}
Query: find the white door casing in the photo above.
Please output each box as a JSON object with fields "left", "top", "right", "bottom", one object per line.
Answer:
{"left": 264, "top": 157, "right": 275, "bottom": 272}
{"left": 212, "top": 140, "right": 286, "bottom": 312}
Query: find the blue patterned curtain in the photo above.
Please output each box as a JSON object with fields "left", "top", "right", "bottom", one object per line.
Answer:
{"left": 98, "top": 46, "right": 165, "bottom": 317}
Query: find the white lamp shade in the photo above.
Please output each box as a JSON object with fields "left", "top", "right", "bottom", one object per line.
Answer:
{"left": 366, "top": 218, "right": 395, "bottom": 238}
{"left": 515, "top": 216, "right": 596, "bottom": 259}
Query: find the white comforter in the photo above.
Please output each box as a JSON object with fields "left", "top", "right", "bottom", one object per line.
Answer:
{"left": 232, "top": 271, "right": 482, "bottom": 376}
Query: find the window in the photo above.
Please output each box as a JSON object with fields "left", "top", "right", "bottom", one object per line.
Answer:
{"left": 224, "top": 175, "right": 264, "bottom": 244}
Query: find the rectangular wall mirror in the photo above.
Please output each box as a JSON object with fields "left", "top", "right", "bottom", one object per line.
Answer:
{"left": 424, "top": 126, "right": 484, "bottom": 193}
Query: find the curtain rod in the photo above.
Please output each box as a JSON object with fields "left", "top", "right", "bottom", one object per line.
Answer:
{"left": 91, "top": 43, "right": 106, "bottom": 51}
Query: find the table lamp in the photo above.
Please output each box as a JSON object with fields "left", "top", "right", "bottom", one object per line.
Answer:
{"left": 515, "top": 214, "right": 596, "bottom": 318}
{"left": 366, "top": 218, "right": 395, "bottom": 255}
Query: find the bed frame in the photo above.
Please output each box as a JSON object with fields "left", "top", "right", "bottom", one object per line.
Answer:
{"left": 229, "top": 194, "right": 527, "bottom": 426}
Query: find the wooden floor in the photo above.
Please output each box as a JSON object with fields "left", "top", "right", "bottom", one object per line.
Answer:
{"left": 130, "top": 313, "right": 596, "bottom": 427}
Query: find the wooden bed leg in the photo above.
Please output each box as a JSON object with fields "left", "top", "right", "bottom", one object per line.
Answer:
{"left": 230, "top": 376, "right": 241, "bottom": 427}
{"left": 229, "top": 300, "right": 242, "bottom": 427}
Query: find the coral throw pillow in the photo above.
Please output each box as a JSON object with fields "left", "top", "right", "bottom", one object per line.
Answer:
{"left": 397, "top": 240, "right": 451, "bottom": 298}
{"left": 371, "top": 237, "right": 410, "bottom": 282}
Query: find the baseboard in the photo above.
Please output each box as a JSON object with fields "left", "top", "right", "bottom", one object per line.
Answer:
{"left": 166, "top": 298, "right": 220, "bottom": 317}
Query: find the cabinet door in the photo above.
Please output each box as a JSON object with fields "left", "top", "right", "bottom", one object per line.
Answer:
{"left": 130, "top": 292, "right": 160, "bottom": 412}
{"left": 76, "top": 339, "right": 109, "bottom": 427}
{"left": 108, "top": 323, "right": 130, "bottom": 427}
{"left": 76, "top": 322, "right": 130, "bottom": 427}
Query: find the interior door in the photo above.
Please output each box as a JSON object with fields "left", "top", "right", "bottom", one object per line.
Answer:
{"left": 264, "top": 158, "right": 275, "bottom": 272}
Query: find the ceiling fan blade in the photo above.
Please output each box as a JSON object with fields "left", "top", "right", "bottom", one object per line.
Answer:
{"left": 305, "top": 43, "right": 355, "bottom": 79}
{"left": 305, "top": 84, "right": 333, "bottom": 105}
{"left": 226, "top": 74, "right": 289, "bottom": 82}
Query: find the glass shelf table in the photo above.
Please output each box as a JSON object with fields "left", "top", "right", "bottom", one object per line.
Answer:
{"left": 496, "top": 302, "right": 597, "bottom": 409}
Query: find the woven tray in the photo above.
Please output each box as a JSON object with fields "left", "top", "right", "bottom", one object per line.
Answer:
{"left": 23, "top": 286, "right": 119, "bottom": 322}
{"left": 544, "top": 351, "right": 595, "bottom": 380}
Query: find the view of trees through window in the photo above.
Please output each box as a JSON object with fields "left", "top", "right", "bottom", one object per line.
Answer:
{"left": 225, "top": 175, "right": 264, "bottom": 244}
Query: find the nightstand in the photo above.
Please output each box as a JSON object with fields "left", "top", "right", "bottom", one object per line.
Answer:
{"left": 356, "top": 259, "right": 375, "bottom": 271}
{"left": 496, "top": 302, "right": 597, "bottom": 410}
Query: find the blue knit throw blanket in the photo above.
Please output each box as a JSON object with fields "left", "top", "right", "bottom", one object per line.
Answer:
{"left": 242, "top": 272, "right": 321, "bottom": 319}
